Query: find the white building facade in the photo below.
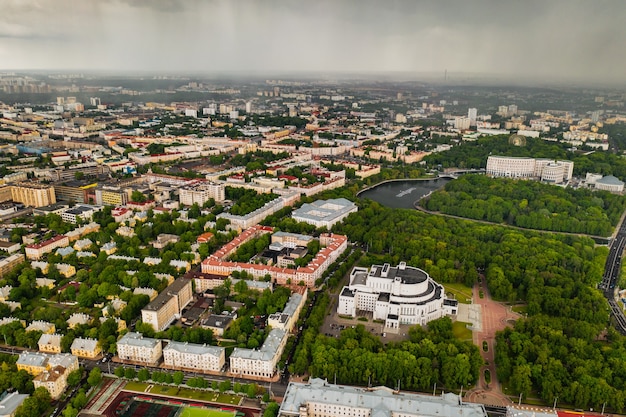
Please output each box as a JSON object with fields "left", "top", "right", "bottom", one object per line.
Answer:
{"left": 163, "top": 341, "right": 225, "bottom": 373}
{"left": 338, "top": 263, "right": 457, "bottom": 329}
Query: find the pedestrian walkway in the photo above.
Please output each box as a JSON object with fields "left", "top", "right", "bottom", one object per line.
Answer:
{"left": 457, "top": 302, "right": 482, "bottom": 332}
{"left": 85, "top": 378, "right": 125, "bottom": 414}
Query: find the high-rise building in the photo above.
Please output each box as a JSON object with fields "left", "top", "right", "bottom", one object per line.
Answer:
{"left": 468, "top": 108, "right": 477, "bottom": 126}
{"left": 11, "top": 182, "right": 56, "bottom": 207}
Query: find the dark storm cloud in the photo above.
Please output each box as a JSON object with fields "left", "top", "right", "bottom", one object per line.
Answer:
{"left": 0, "top": 0, "right": 625, "bottom": 84}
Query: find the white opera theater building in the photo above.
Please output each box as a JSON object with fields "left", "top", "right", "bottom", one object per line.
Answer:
{"left": 337, "top": 263, "right": 458, "bottom": 329}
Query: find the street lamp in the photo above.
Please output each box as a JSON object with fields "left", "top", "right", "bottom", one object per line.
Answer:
{"left": 553, "top": 396, "right": 558, "bottom": 410}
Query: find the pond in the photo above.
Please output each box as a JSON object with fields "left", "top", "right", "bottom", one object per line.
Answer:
{"left": 358, "top": 178, "right": 451, "bottom": 209}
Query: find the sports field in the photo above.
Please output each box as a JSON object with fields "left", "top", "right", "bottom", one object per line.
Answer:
{"left": 179, "top": 407, "right": 235, "bottom": 417}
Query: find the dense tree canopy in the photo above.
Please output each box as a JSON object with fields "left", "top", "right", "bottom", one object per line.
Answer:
{"left": 424, "top": 174, "right": 626, "bottom": 236}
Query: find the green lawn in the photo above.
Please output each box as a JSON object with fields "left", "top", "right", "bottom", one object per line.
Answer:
{"left": 452, "top": 321, "right": 472, "bottom": 340}
{"left": 512, "top": 305, "right": 527, "bottom": 314}
{"left": 181, "top": 407, "right": 234, "bottom": 417}
{"left": 123, "top": 381, "right": 242, "bottom": 405}
{"left": 443, "top": 283, "right": 473, "bottom": 304}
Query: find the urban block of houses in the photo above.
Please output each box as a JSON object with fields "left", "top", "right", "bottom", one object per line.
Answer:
{"left": 230, "top": 328, "right": 287, "bottom": 379}
{"left": 202, "top": 227, "right": 348, "bottom": 288}
{"left": 16, "top": 352, "right": 78, "bottom": 400}
{"left": 141, "top": 277, "right": 193, "bottom": 332}
{"left": 162, "top": 341, "right": 225, "bottom": 373}
{"left": 116, "top": 332, "right": 162, "bottom": 365}
{"left": 338, "top": 263, "right": 458, "bottom": 330}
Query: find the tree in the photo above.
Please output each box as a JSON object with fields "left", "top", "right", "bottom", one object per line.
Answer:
{"left": 114, "top": 366, "right": 125, "bottom": 378}
{"left": 131, "top": 190, "right": 147, "bottom": 203}
{"left": 66, "top": 368, "right": 83, "bottom": 387}
{"left": 124, "top": 368, "right": 136, "bottom": 379}
{"left": 263, "top": 402, "right": 280, "bottom": 417}
{"left": 137, "top": 368, "right": 151, "bottom": 382}
{"left": 173, "top": 371, "right": 184, "bottom": 385}
{"left": 87, "top": 367, "right": 102, "bottom": 386}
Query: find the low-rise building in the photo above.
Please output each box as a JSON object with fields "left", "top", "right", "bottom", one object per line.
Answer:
{"left": 26, "top": 320, "right": 55, "bottom": 334}
{"left": 0, "top": 253, "right": 25, "bottom": 277}
{"left": 0, "top": 391, "right": 29, "bottom": 417}
{"left": 70, "top": 337, "right": 101, "bottom": 359}
{"left": 67, "top": 313, "right": 91, "bottom": 329}
{"left": 292, "top": 198, "right": 358, "bottom": 229}
{"left": 25, "top": 235, "right": 69, "bottom": 260}
{"left": 116, "top": 332, "right": 162, "bottom": 365}
{"left": 163, "top": 341, "right": 225, "bottom": 373}
{"left": 38, "top": 333, "right": 62, "bottom": 354}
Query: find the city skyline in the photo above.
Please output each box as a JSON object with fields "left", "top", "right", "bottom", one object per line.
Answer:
{"left": 1, "top": 0, "right": 625, "bottom": 85}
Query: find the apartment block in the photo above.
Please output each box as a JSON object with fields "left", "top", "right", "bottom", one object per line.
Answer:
{"left": 116, "top": 332, "right": 162, "bottom": 365}
{"left": 10, "top": 182, "right": 56, "bottom": 207}
{"left": 141, "top": 277, "right": 193, "bottom": 332}
{"left": 162, "top": 341, "right": 225, "bottom": 373}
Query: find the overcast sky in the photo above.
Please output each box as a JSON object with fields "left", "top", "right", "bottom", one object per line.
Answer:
{"left": 1, "top": 0, "right": 625, "bottom": 83}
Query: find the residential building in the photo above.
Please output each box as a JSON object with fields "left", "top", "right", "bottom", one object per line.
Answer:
{"left": 179, "top": 182, "right": 225, "bottom": 205}
{"left": 267, "top": 291, "right": 307, "bottom": 332}
{"left": 216, "top": 192, "right": 300, "bottom": 230}
{"left": 0, "top": 391, "right": 29, "bottom": 417}
{"left": 141, "top": 277, "right": 193, "bottom": 332}
{"left": 278, "top": 378, "right": 488, "bottom": 417}
{"left": 338, "top": 263, "right": 458, "bottom": 329}
{"left": 202, "top": 231, "right": 348, "bottom": 287}
{"left": 61, "top": 204, "right": 102, "bottom": 224}
{"left": 292, "top": 198, "right": 358, "bottom": 229}
{"left": 25, "top": 235, "right": 69, "bottom": 260}
{"left": 230, "top": 328, "right": 287, "bottom": 379}
{"left": 0, "top": 253, "right": 24, "bottom": 278}
{"left": 67, "top": 313, "right": 91, "bottom": 329}
{"left": 34, "top": 366, "right": 67, "bottom": 400}
{"left": 16, "top": 352, "right": 48, "bottom": 375}
{"left": 95, "top": 185, "right": 129, "bottom": 206}
{"left": 162, "top": 341, "right": 225, "bottom": 373}
{"left": 26, "top": 321, "right": 55, "bottom": 334}
{"left": 10, "top": 182, "right": 56, "bottom": 207}
{"left": 70, "top": 337, "right": 101, "bottom": 359}
{"left": 38, "top": 333, "right": 62, "bottom": 354}
{"left": 116, "top": 332, "right": 162, "bottom": 365}
{"left": 153, "top": 233, "right": 179, "bottom": 249}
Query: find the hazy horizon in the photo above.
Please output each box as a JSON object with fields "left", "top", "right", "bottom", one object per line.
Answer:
{"left": 2, "top": 0, "right": 626, "bottom": 86}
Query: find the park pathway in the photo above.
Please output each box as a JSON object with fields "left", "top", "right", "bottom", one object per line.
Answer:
{"left": 465, "top": 280, "right": 520, "bottom": 406}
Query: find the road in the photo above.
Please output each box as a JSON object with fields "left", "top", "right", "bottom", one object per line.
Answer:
{"left": 599, "top": 218, "right": 626, "bottom": 334}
